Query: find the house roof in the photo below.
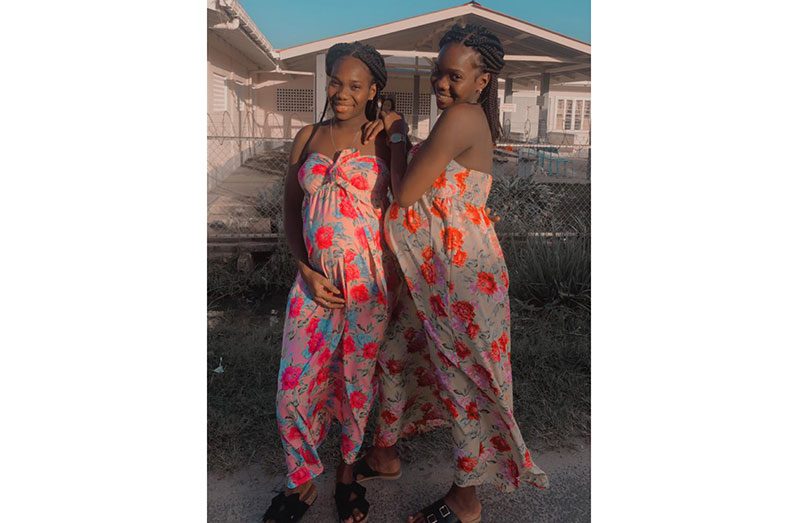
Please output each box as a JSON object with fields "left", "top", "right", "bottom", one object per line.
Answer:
{"left": 207, "top": 0, "right": 279, "bottom": 69}
{"left": 276, "top": 2, "right": 590, "bottom": 84}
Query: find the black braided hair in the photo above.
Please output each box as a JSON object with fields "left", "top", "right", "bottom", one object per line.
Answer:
{"left": 319, "top": 41, "right": 387, "bottom": 122}
{"left": 439, "top": 24, "right": 506, "bottom": 143}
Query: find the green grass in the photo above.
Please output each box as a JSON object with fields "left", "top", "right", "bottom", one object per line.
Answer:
{"left": 207, "top": 302, "right": 590, "bottom": 474}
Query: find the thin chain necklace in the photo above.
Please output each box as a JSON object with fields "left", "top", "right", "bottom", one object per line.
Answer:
{"left": 329, "top": 117, "right": 361, "bottom": 152}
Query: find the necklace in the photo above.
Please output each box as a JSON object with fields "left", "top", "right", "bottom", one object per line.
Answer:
{"left": 329, "top": 117, "right": 361, "bottom": 152}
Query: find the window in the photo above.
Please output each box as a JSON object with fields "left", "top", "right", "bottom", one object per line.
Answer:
{"left": 554, "top": 97, "right": 591, "bottom": 131}
{"left": 276, "top": 88, "right": 314, "bottom": 113}
{"left": 211, "top": 73, "right": 227, "bottom": 113}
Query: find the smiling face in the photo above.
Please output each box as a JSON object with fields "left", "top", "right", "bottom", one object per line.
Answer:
{"left": 327, "top": 55, "right": 377, "bottom": 121}
{"left": 430, "top": 42, "right": 490, "bottom": 110}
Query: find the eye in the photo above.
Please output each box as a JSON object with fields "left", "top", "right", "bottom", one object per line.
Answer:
{"left": 451, "top": 73, "right": 462, "bottom": 81}
{"left": 351, "top": 84, "right": 361, "bottom": 90}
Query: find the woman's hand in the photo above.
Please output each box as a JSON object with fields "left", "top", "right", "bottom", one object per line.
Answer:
{"left": 361, "top": 118, "right": 384, "bottom": 144}
{"left": 380, "top": 109, "right": 407, "bottom": 139}
{"left": 299, "top": 265, "right": 345, "bottom": 309}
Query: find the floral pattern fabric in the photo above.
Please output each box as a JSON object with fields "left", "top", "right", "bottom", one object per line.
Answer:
{"left": 381, "top": 142, "right": 549, "bottom": 492}
{"left": 276, "top": 148, "right": 400, "bottom": 488}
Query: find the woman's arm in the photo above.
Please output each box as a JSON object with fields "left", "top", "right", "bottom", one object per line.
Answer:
{"left": 283, "top": 125, "right": 314, "bottom": 271}
{"left": 390, "top": 104, "right": 477, "bottom": 208}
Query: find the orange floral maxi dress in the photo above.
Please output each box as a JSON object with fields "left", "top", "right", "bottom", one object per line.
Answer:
{"left": 381, "top": 143, "right": 549, "bottom": 492}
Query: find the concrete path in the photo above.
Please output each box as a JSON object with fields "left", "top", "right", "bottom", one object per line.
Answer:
{"left": 208, "top": 444, "right": 589, "bottom": 522}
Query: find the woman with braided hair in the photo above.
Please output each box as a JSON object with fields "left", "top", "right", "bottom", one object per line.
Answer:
{"left": 263, "top": 41, "right": 395, "bottom": 523}
{"left": 358, "top": 24, "right": 549, "bottom": 523}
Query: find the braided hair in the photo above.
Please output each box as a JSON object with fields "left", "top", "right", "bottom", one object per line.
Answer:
{"left": 439, "top": 24, "right": 505, "bottom": 143}
{"left": 319, "top": 41, "right": 387, "bottom": 122}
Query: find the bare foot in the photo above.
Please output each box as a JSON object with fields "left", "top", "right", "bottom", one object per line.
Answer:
{"left": 361, "top": 445, "right": 401, "bottom": 478}
{"left": 407, "top": 484, "right": 481, "bottom": 523}
{"left": 337, "top": 462, "right": 368, "bottom": 523}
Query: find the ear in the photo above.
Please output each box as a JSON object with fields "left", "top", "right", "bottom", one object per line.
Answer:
{"left": 477, "top": 71, "right": 490, "bottom": 92}
{"left": 369, "top": 83, "right": 378, "bottom": 100}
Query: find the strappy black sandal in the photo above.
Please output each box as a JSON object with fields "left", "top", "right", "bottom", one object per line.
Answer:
{"left": 334, "top": 481, "right": 370, "bottom": 523}
{"left": 262, "top": 484, "right": 317, "bottom": 523}
{"left": 353, "top": 454, "right": 402, "bottom": 483}
{"left": 416, "top": 498, "right": 481, "bottom": 523}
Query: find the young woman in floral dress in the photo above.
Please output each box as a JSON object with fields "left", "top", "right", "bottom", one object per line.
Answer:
{"left": 359, "top": 24, "right": 550, "bottom": 523}
{"left": 262, "top": 42, "right": 394, "bottom": 523}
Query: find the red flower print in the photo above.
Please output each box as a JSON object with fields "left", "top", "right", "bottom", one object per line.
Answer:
{"left": 289, "top": 467, "right": 311, "bottom": 486}
{"left": 350, "top": 390, "right": 367, "bottom": 409}
{"left": 499, "top": 332, "right": 509, "bottom": 353}
{"left": 289, "top": 296, "right": 302, "bottom": 318}
{"left": 389, "top": 202, "right": 399, "bottom": 220}
{"left": 467, "top": 322, "right": 480, "bottom": 339}
{"left": 355, "top": 227, "right": 369, "bottom": 250}
{"left": 387, "top": 358, "right": 404, "bottom": 375}
{"left": 349, "top": 174, "right": 369, "bottom": 190}
{"left": 457, "top": 456, "right": 478, "bottom": 473}
{"left": 343, "top": 336, "right": 356, "bottom": 355}
{"left": 316, "top": 366, "right": 329, "bottom": 385}
{"left": 466, "top": 401, "right": 480, "bottom": 420}
{"left": 341, "top": 434, "right": 355, "bottom": 455}
{"left": 464, "top": 203, "right": 484, "bottom": 225}
{"left": 455, "top": 170, "right": 469, "bottom": 196}
{"left": 501, "top": 271, "right": 509, "bottom": 288}
{"left": 421, "top": 402, "right": 434, "bottom": 412}
{"left": 311, "top": 163, "right": 328, "bottom": 175}
{"left": 315, "top": 226, "right": 334, "bottom": 249}
{"left": 285, "top": 426, "right": 303, "bottom": 442}
{"left": 477, "top": 272, "right": 498, "bottom": 295}
{"left": 344, "top": 249, "right": 356, "bottom": 263}
{"left": 452, "top": 250, "right": 467, "bottom": 267}
{"left": 524, "top": 449, "right": 533, "bottom": 468}
{"left": 444, "top": 398, "right": 459, "bottom": 418}
{"left": 350, "top": 284, "right": 370, "bottom": 303}
{"left": 345, "top": 263, "right": 360, "bottom": 281}
{"left": 421, "top": 262, "right": 436, "bottom": 284}
{"left": 491, "top": 435, "right": 511, "bottom": 452}
{"left": 308, "top": 331, "right": 325, "bottom": 354}
{"left": 339, "top": 196, "right": 358, "bottom": 218}
{"left": 281, "top": 366, "right": 302, "bottom": 390}
{"left": 452, "top": 300, "right": 475, "bottom": 322}
{"left": 441, "top": 227, "right": 464, "bottom": 251}
{"left": 363, "top": 342, "right": 379, "bottom": 359}
{"left": 422, "top": 246, "right": 434, "bottom": 261}
{"left": 317, "top": 346, "right": 332, "bottom": 366}
{"left": 403, "top": 208, "right": 422, "bottom": 234}
{"left": 455, "top": 340, "right": 471, "bottom": 358}
{"left": 508, "top": 459, "right": 520, "bottom": 481}
{"left": 490, "top": 340, "right": 501, "bottom": 362}
{"left": 299, "top": 447, "right": 320, "bottom": 466}
{"left": 415, "top": 367, "right": 436, "bottom": 387}
{"left": 472, "top": 364, "right": 492, "bottom": 383}
{"left": 432, "top": 172, "right": 448, "bottom": 189}
{"left": 407, "top": 332, "right": 426, "bottom": 353}
{"left": 479, "top": 442, "right": 485, "bottom": 456}
{"left": 429, "top": 294, "right": 447, "bottom": 317}
{"left": 381, "top": 410, "right": 398, "bottom": 424}
{"left": 305, "top": 317, "right": 319, "bottom": 335}
{"left": 482, "top": 207, "right": 492, "bottom": 227}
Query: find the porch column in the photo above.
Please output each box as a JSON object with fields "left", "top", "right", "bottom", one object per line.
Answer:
{"left": 502, "top": 77, "right": 513, "bottom": 137}
{"left": 429, "top": 92, "right": 438, "bottom": 129}
{"left": 537, "top": 73, "right": 550, "bottom": 143}
{"left": 315, "top": 53, "right": 327, "bottom": 122}
{"left": 411, "top": 73, "right": 420, "bottom": 137}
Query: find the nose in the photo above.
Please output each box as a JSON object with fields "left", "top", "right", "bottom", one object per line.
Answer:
{"left": 432, "top": 76, "right": 448, "bottom": 93}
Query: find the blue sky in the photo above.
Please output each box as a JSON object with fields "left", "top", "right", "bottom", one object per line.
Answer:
{"left": 239, "top": 0, "right": 590, "bottom": 50}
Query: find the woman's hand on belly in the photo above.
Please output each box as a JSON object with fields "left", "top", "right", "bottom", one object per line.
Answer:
{"left": 299, "top": 263, "right": 346, "bottom": 309}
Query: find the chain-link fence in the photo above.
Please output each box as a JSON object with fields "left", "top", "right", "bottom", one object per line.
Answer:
{"left": 208, "top": 133, "right": 590, "bottom": 259}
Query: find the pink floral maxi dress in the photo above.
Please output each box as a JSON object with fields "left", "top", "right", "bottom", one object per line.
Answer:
{"left": 381, "top": 143, "right": 549, "bottom": 492}
{"left": 276, "top": 148, "right": 399, "bottom": 488}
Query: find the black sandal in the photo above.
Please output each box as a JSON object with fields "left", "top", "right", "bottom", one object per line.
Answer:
{"left": 415, "top": 498, "right": 481, "bottom": 523}
{"left": 334, "top": 481, "right": 370, "bottom": 522}
{"left": 353, "top": 454, "right": 402, "bottom": 483}
{"left": 262, "top": 484, "right": 317, "bottom": 522}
